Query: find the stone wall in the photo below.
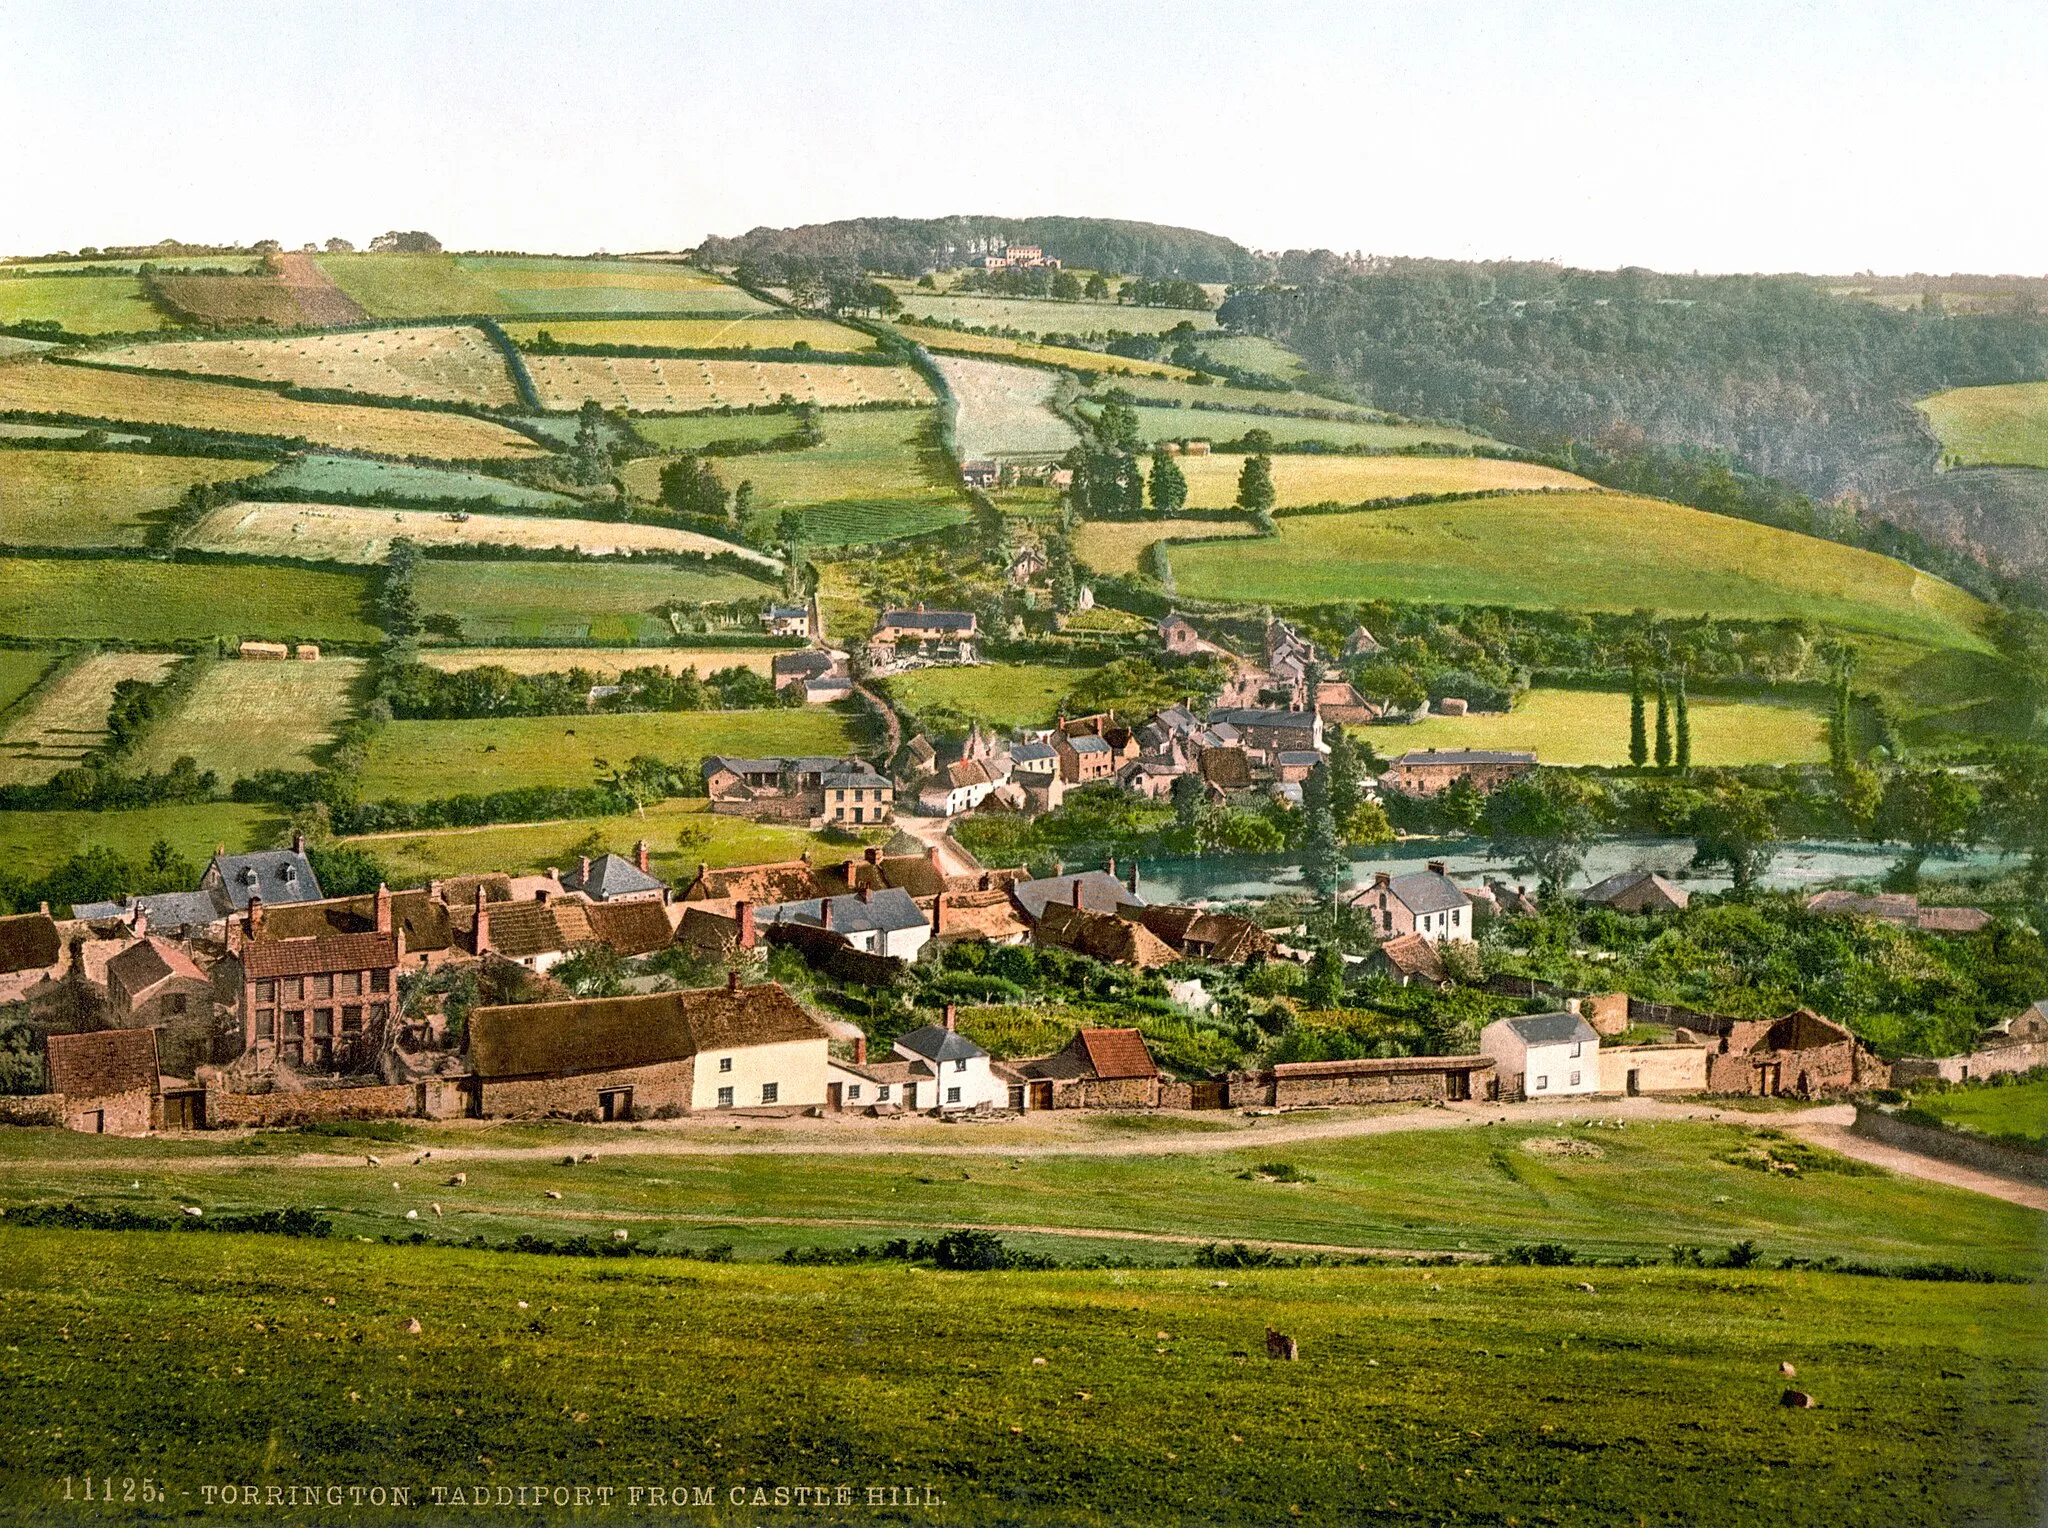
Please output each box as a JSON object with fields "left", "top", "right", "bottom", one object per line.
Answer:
{"left": 1596, "top": 1044, "right": 1707, "bottom": 1094}
{"left": 1272, "top": 1068, "right": 1460, "bottom": 1107}
{"left": 1850, "top": 1106, "right": 2048, "bottom": 1189}
{"left": 1053, "top": 1075, "right": 1159, "bottom": 1109}
{"left": 478, "top": 1058, "right": 695, "bottom": 1121}
{"left": 0, "top": 1093, "right": 64, "bottom": 1127}
{"left": 205, "top": 1082, "right": 419, "bottom": 1128}
{"left": 1891, "top": 1043, "right": 2048, "bottom": 1086}
{"left": 63, "top": 1088, "right": 154, "bottom": 1135}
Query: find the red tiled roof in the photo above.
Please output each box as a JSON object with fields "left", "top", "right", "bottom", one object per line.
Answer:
{"left": 243, "top": 931, "right": 399, "bottom": 980}
{"left": 47, "top": 1027, "right": 160, "bottom": 1099}
{"left": 1078, "top": 1027, "right": 1158, "bottom": 1079}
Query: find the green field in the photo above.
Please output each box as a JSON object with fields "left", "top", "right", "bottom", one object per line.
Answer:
{"left": 884, "top": 663, "right": 1094, "bottom": 729}
{"left": 0, "top": 800, "right": 281, "bottom": 883}
{"left": 1384, "top": 686, "right": 1828, "bottom": 766}
{"left": 128, "top": 657, "right": 362, "bottom": 779}
{"left": 626, "top": 408, "right": 968, "bottom": 546}
{"left": 1093, "top": 402, "right": 1497, "bottom": 452}
{"left": 1912, "top": 1079, "right": 2048, "bottom": 1148}
{"left": 255, "top": 453, "right": 577, "bottom": 510}
{"left": 414, "top": 560, "right": 777, "bottom": 645}
{"left": 0, "top": 272, "right": 168, "bottom": 332}
{"left": 1183, "top": 332, "right": 1312, "bottom": 379}
{"left": 0, "top": 652, "right": 176, "bottom": 785}
{"left": 317, "top": 254, "right": 768, "bottom": 319}
{"left": 345, "top": 797, "right": 881, "bottom": 885}
{"left": 1166, "top": 492, "right": 1994, "bottom": 654}
{"left": 2, "top": 1226, "right": 2039, "bottom": 1526}
{"left": 358, "top": 707, "right": 865, "bottom": 799}
{"left": 0, "top": 558, "right": 377, "bottom": 644}
{"left": 1919, "top": 380, "right": 2048, "bottom": 469}
{"left": 890, "top": 288, "right": 1218, "bottom": 337}
{"left": 1093, "top": 375, "right": 1368, "bottom": 414}
{"left": 0, "top": 450, "right": 266, "bottom": 546}
{"left": 502, "top": 315, "right": 874, "bottom": 350}
{"left": 628, "top": 411, "right": 806, "bottom": 452}
{"left": 0, "top": 651, "right": 55, "bottom": 721}
{"left": 1157, "top": 451, "right": 1589, "bottom": 509}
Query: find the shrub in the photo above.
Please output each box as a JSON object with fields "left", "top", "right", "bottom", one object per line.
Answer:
{"left": 1499, "top": 1242, "right": 1578, "bottom": 1266}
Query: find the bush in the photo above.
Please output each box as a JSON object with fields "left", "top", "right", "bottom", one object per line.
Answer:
{"left": 1499, "top": 1242, "right": 1578, "bottom": 1266}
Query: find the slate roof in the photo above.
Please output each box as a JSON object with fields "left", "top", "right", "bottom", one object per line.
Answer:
{"left": 73, "top": 889, "right": 228, "bottom": 930}
{"left": 0, "top": 911, "right": 60, "bottom": 974}
{"left": 894, "top": 1023, "right": 988, "bottom": 1063}
{"left": 1208, "top": 706, "right": 1319, "bottom": 731}
{"left": 876, "top": 608, "right": 975, "bottom": 633}
{"left": 46, "top": 1026, "right": 160, "bottom": 1099}
{"left": 1010, "top": 741, "right": 1057, "bottom": 765}
{"left": 206, "top": 848, "right": 323, "bottom": 909}
{"left": 1499, "top": 1011, "right": 1600, "bottom": 1048}
{"left": 561, "top": 852, "right": 665, "bottom": 902}
{"left": 1387, "top": 749, "right": 1536, "bottom": 767}
{"left": 823, "top": 765, "right": 893, "bottom": 790}
{"left": 1275, "top": 750, "right": 1324, "bottom": 768}
{"left": 765, "top": 604, "right": 808, "bottom": 621}
{"left": 1010, "top": 870, "right": 1144, "bottom": 921}
{"left": 755, "top": 887, "right": 927, "bottom": 936}
{"left": 469, "top": 982, "right": 825, "bottom": 1079}
{"left": 773, "top": 649, "right": 837, "bottom": 681}
{"left": 243, "top": 931, "right": 401, "bottom": 980}
{"left": 1381, "top": 871, "right": 1470, "bottom": 916}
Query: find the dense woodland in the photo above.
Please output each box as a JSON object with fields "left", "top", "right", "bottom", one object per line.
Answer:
{"left": 699, "top": 216, "right": 1263, "bottom": 283}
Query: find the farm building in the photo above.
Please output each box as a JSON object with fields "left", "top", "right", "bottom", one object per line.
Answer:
{"left": 1233, "top": 1053, "right": 1495, "bottom": 1108}
{"left": 1480, "top": 1011, "right": 1601, "bottom": 1101}
{"left": 1129, "top": 906, "right": 1276, "bottom": 965}
{"left": 468, "top": 976, "right": 831, "bottom": 1120}
{"left": 1381, "top": 748, "right": 1537, "bottom": 798}
{"left": 1007, "top": 1028, "right": 1163, "bottom": 1110}
{"left": 869, "top": 604, "right": 978, "bottom": 666}
{"left": 1581, "top": 868, "right": 1690, "bottom": 914}
{"left": 1207, "top": 706, "right": 1323, "bottom": 763}
{"left": 44, "top": 1026, "right": 164, "bottom": 1135}
{"left": 1596, "top": 1041, "right": 1709, "bottom": 1095}
{"left": 1680, "top": 1007, "right": 1883, "bottom": 1097}
{"left": 104, "top": 936, "right": 225, "bottom": 1074}
{"left": 703, "top": 755, "right": 894, "bottom": 827}
{"left": 1032, "top": 903, "right": 1177, "bottom": 968}
{"left": 0, "top": 910, "right": 64, "bottom": 1005}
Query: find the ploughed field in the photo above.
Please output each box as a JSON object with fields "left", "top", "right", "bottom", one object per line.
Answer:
{"left": 93, "top": 326, "right": 520, "bottom": 407}
{"left": 1163, "top": 492, "right": 1995, "bottom": 654}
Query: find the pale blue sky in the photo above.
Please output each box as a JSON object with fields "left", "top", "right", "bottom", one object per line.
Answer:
{"left": 2, "top": 0, "right": 2041, "bottom": 273}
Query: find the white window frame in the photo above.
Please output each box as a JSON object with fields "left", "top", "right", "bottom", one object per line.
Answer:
{"left": 1569, "top": 1070, "right": 1581, "bottom": 1087}
{"left": 716, "top": 1086, "right": 734, "bottom": 1108}
{"left": 946, "top": 1086, "right": 962, "bottom": 1105}
{"left": 1569, "top": 1042, "right": 1582, "bottom": 1058}
{"left": 761, "top": 1082, "right": 778, "bottom": 1104}
{"left": 1534, "top": 1075, "right": 1548, "bottom": 1091}
{"left": 718, "top": 1056, "right": 733, "bottom": 1073}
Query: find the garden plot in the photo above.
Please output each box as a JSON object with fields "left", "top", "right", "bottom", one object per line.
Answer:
{"left": 186, "top": 500, "right": 781, "bottom": 569}
{"left": 128, "top": 657, "right": 363, "bottom": 778}
{"left": 524, "top": 355, "right": 933, "bottom": 412}
{"left": 932, "top": 354, "right": 1079, "bottom": 459}
{"left": 0, "top": 652, "right": 176, "bottom": 785}
{"left": 96, "top": 326, "right": 520, "bottom": 407}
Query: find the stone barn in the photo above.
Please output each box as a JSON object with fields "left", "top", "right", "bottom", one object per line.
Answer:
{"left": 45, "top": 1027, "right": 162, "bottom": 1135}
{"left": 1008, "top": 1028, "right": 1163, "bottom": 1110}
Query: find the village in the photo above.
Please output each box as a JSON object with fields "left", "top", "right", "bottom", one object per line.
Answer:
{"left": 3, "top": 580, "right": 2038, "bottom": 1140}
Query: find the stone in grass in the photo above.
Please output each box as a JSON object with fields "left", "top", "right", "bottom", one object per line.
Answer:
{"left": 404, "top": 1317, "right": 423, "bottom": 1335}
{"left": 1780, "top": 1361, "right": 1797, "bottom": 1377}
{"left": 545, "top": 1190, "right": 563, "bottom": 1200}
{"left": 1266, "top": 1328, "right": 1298, "bottom": 1361}
{"left": 1780, "top": 1389, "right": 1818, "bottom": 1409}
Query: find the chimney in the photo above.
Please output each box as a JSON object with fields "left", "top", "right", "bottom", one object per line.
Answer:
{"left": 245, "top": 895, "right": 264, "bottom": 942}
{"left": 932, "top": 896, "right": 945, "bottom": 935}
{"left": 38, "top": 901, "right": 49, "bottom": 917}
{"left": 943, "top": 1003, "right": 957, "bottom": 1032}
{"left": 1105, "top": 856, "right": 1117, "bottom": 878}
{"left": 736, "top": 899, "right": 756, "bottom": 949}
{"left": 132, "top": 905, "right": 149, "bottom": 939}
{"left": 292, "top": 830, "right": 305, "bottom": 856}
{"left": 865, "top": 846, "right": 881, "bottom": 866}
{"left": 549, "top": 865, "right": 563, "bottom": 885}
{"left": 727, "top": 968, "right": 741, "bottom": 994}
{"left": 854, "top": 1034, "right": 868, "bottom": 1065}
{"left": 536, "top": 886, "right": 550, "bottom": 907}
{"left": 473, "top": 884, "right": 491, "bottom": 954}
{"left": 1565, "top": 997, "right": 1582, "bottom": 1016}
{"left": 859, "top": 884, "right": 872, "bottom": 904}
{"left": 978, "top": 871, "right": 992, "bottom": 891}
{"left": 1052, "top": 859, "right": 1064, "bottom": 877}
{"left": 635, "top": 838, "right": 650, "bottom": 875}
{"left": 374, "top": 882, "right": 392, "bottom": 934}
{"left": 1427, "top": 860, "right": 1446, "bottom": 878}
{"left": 820, "top": 898, "right": 833, "bottom": 931}
{"left": 1127, "top": 861, "right": 1140, "bottom": 894}
{"left": 928, "top": 845, "right": 942, "bottom": 871}
{"left": 1373, "top": 871, "right": 1391, "bottom": 890}
{"left": 1071, "top": 879, "right": 1084, "bottom": 909}
{"left": 579, "top": 855, "right": 592, "bottom": 885}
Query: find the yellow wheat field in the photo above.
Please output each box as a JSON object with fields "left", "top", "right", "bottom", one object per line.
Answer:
{"left": 523, "top": 355, "right": 934, "bottom": 413}
{"left": 1161, "top": 452, "right": 1596, "bottom": 509}
{"left": 418, "top": 647, "right": 778, "bottom": 678}
{"left": 95, "top": 326, "right": 520, "bottom": 407}
{"left": 0, "top": 362, "right": 542, "bottom": 459}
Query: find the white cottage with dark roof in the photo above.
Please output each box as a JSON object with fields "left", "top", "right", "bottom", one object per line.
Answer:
{"left": 1480, "top": 1011, "right": 1601, "bottom": 1100}
{"left": 753, "top": 887, "right": 931, "bottom": 961}
{"left": 892, "top": 1005, "right": 1008, "bottom": 1111}
{"left": 1355, "top": 861, "right": 1473, "bottom": 944}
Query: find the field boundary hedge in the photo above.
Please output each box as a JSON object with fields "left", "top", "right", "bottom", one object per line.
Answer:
{"left": 477, "top": 317, "right": 542, "bottom": 409}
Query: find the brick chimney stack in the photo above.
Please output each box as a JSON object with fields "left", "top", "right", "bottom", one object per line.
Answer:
{"left": 865, "top": 845, "right": 881, "bottom": 866}
{"left": 1427, "top": 860, "right": 1446, "bottom": 877}
{"left": 859, "top": 884, "right": 872, "bottom": 903}
{"left": 635, "top": 839, "right": 650, "bottom": 875}
{"left": 1373, "top": 871, "right": 1391, "bottom": 890}
{"left": 854, "top": 1034, "right": 868, "bottom": 1065}
{"left": 1127, "top": 861, "right": 1140, "bottom": 894}
{"left": 943, "top": 1003, "right": 957, "bottom": 1032}
{"left": 292, "top": 830, "right": 306, "bottom": 855}
{"left": 736, "top": 899, "right": 755, "bottom": 950}
{"left": 1106, "top": 855, "right": 1117, "bottom": 878}
{"left": 473, "top": 884, "right": 491, "bottom": 954}
{"left": 374, "top": 882, "right": 392, "bottom": 934}
{"left": 132, "top": 905, "right": 149, "bottom": 939}
{"left": 820, "top": 897, "right": 833, "bottom": 931}
{"left": 1071, "top": 879, "right": 1084, "bottom": 909}
{"left": 579, "top": 855, "right": 592, "bottom": 885}
{"left": 245, "top": 895, "right": 264, "bottom": 942}
{"left": 932, "top": 896, "right": 945, "bottom": 935}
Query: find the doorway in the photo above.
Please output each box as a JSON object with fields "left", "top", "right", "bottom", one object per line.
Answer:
{"left": 1626, "top": 1069, "right": 1641, "bottom": 1097}
{"left": 599, "top": 1088, "right": 633, "bottom": 1122}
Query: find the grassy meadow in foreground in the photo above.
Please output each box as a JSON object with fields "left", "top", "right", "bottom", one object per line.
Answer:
{"left": 1165, "top": 492, "right": 1994, "bottom": 653}
{"left": 0, "top": 558, "right": 377, "bottom": 645}
{"left": 357, "top": 707, "right": 865, "bottom": 799}
{"left": 1383, "top": 686, "right": 1829, "bottom": 766}
{"left": 1918, "top": 380, "right": 2048, "bottom": 470}
{"left": 2, "top": 1229, "right": 2038, "bottom": 1527}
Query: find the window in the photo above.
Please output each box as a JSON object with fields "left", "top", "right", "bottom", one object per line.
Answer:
{"left": 760, "top": 1083, "right": 778, "bottom": 1104}
{"left": 954, "top": 1058, "right": 967, "bottom": 1072}
{"left": 716, "top": 1086, "right": 734, "bottom": 1108}
{"left": 946, "top": 1087, "right": 961, "bottom": 1105}
{"left": 1452, "top": 909, "right": 1461, "bottom": 926}
{"left": 876, "top": 1085, "right": 891, "bottom": 1101}
{"left": 168, "top": 993, "right": 187, "bottom": 1015}
{"left": 718, "top": 1056, "right": 733, "bottom": 1073}
{"left": 1534, "top": 1075, "right": 1548, "bottom": 1091}
{"left": 1569, "top": 1070, "right": 1581, "bottom": 1087}
{"left": 1569, "top": 1041, "right": 1582, "bottom": 1058}
{"left": 847, "top": 1085, "right": 862, "bottom": 1101}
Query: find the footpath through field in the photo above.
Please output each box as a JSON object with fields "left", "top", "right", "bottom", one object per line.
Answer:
{"left": 1783, "top": 1114, "right": 2048, "bottom": 1212}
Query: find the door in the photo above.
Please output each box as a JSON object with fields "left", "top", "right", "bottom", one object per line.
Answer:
{"left": 1008, "top": 1084, "right": 1025, "bottom": 1111}
{"left": 599, "top": 1088, "right": 632, "bottom": 1122}
{"left": 1756, "top": 1064, "right": 1780, "bottom": 1097}
{"left": 827, "top": 1082, "right": 843, "bottom": 1112}
{"left": 1029, "top": 1081, "right": 1054, "bottom": 1111}
{"left": 1447, "top": 1069, "right": 1470, "bottom": 1102}
{"left": 1626, "top": 1069, "right": 1640, "bottom": 1097}
{"left": 88, "top": 1110, "right": 104, "bottom": 1134}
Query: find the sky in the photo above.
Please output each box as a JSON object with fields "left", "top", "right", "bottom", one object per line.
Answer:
{"left": 2, "top": 0, "right": 2042, "bottom": 275}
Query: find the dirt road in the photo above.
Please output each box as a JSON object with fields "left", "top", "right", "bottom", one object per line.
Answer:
{"left": 1783, "top": 1119, "right": 2048, "bottom": 1212}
